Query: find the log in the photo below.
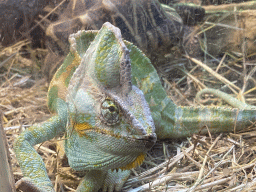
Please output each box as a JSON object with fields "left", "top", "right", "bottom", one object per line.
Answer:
{"left": 0, "top": 111, "right": 15, "bottom": 192}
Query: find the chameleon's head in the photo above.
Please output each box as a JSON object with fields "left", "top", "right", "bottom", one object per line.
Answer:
{"left": 65, "top": 22, "right": 156, "bottom": 171}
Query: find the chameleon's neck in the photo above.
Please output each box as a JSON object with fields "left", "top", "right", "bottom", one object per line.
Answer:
{"left": 156, "top": 105, "right": 256, "bottom": 139}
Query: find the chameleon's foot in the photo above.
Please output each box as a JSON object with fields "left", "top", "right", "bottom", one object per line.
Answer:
{"left": 76, "top": 170, "right": 106, "bottom": 192}
{"left": 76, "top": 169, "right": 130, "bottom": 192}
{"left": 15, "top": 177, "right": 54, "bottom": 192}
{"left": 102, "top": 169, "right": 131, "bottom": 192}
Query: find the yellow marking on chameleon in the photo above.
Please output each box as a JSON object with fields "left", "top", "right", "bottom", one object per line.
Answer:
{"left": 74, "top": 122, "right": 93, "bottom": 137}
{"left": 119, "top": 153, "right": 145, "bottom": 170}
{"left": 94, "top": 128, "right": 122, "bottom": 139}
{"left": 49, "top": 52, "right": 81, "bottom": 101}
{"left": 74, "top": 122, "right": 125, "bottom": 139}
{"left": 140, "top": 76, "right": 153, "bottom": 94}
{"left": 73, "top": 120, "right": 123, "bottom": 139}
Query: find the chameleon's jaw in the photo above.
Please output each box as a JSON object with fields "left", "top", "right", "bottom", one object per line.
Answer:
{"left": 124, "top": 131, "right": 156, "bottom": 150}
{"left": 74, "top": 123, "right": 157, "bottom": 150}
{"left": 65, "top": 129, "right": 156, "bottom": 171}
{"left": 118, "top": 133, "right": 156, "bottom": 170}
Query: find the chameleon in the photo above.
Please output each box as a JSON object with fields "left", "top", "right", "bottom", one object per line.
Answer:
{"left": 14, "top": 22, "right": 256, "bottom": 191}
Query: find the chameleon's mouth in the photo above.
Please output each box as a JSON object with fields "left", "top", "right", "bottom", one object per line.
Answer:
{"left": 75, "top": 124, "right": 157, "bottom": 150}
{"left": 136, "top": 134, "right": 157, "bottom": 149}
{"left": 74, "top": 122, "right": 156, "bottom": 149}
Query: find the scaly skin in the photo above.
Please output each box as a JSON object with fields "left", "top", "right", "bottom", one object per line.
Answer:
{"left": 14, "top": 22, "right": 256, "bottom": 191}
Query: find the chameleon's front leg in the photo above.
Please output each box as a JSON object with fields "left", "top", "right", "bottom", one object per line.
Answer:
{"left": 102, "top": 170, "right": 131, "bottom": 192}
{"left": 76, "top": 170, "right": 106, "bottom": 192}
{"left": 76, "top": 170, "right": 131, "bottom": 192}
{"left": 14, "top": 115, "right": 66, "bottom": 191}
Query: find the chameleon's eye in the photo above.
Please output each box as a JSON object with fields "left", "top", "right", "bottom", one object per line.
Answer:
{"left": 101, "top": 99, "right": 120, "bottom": 125}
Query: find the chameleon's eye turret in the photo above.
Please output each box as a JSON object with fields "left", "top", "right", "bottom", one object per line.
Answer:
{"left": 101, "top": 99, "right": 120, "bottom": 125}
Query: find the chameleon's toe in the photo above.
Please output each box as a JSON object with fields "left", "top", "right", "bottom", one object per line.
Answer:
{"left": 102, "top": 170, "right": 131, "bottom": 192}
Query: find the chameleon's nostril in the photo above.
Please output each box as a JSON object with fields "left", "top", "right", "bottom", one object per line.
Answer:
{"left": 147, "top": 134, "right": 157, "bottom": 141}
{"left": 138, "top": 133, "right": 156, "bottom": 149}
{"left": 143, "top": 133, "right": 157, "bottom": 149}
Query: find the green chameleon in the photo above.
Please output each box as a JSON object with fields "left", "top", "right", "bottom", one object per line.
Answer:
{"left": 14, "top": 22, "right": 256, "bottom": 192}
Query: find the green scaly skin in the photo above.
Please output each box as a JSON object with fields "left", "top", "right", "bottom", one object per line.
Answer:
{"left": 14, "top": 22, "right": 256, "bottom": 191}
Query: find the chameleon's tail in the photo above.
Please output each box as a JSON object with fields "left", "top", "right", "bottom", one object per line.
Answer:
{"left": 156, "top": 90, "right": 256, "bottom": 139}
{"left": 174, "top": 106, "right": 256, "bottom": 137}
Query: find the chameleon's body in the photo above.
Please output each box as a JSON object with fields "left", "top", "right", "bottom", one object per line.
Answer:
{"left": 14, "top": 23, "right": 256, "bottom": 191}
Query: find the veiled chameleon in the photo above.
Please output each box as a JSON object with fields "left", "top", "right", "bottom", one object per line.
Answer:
{"left": 14, "top": 22, "right": 256, "bottom": 191}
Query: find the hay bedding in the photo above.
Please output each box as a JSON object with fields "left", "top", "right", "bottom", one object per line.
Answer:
{"left": 2, "top": 3, "right": 256, "bottom": 192}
